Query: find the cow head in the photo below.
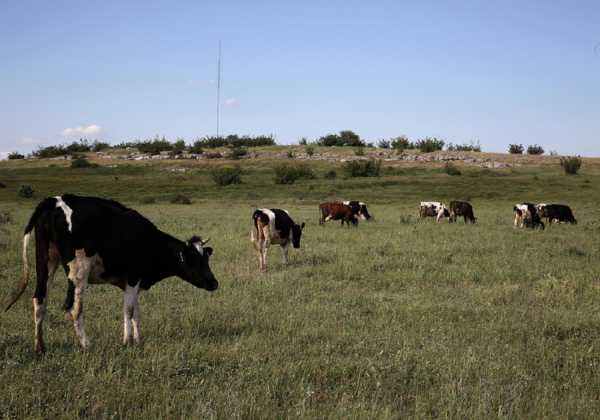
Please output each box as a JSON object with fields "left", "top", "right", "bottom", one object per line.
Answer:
{"left": 178, "top": 236, "right": 218, "bottom": 291}
{"left": 291, "top": 222, "right": 305, "bottom": 248}
{"left": 358, "top": 203, "right": 372, "bottom": 220}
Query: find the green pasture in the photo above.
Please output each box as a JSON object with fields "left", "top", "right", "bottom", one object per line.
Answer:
{"left": 1, "top": 160, "right": 599, "bottom": 418}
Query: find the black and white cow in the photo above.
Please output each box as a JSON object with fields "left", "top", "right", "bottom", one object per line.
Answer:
{"left": 251, "top": 208, "right": 304, "bottom": 271}
{"left": 419, "top": 201, "right": 449, "bottom": 222}
{"left": 4, "top": 194, "right": 218, "bottom": 353}
{"left": 343, "top": 201, "right": 372, "bottom": 221}
{"left": 513, "top": 202, "right": 544, "bottom": 230}
{"left": 536, "top": 203, "right": 577, "bottom": 225}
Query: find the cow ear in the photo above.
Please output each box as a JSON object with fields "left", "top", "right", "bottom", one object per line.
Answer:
{"left": 300, "top": 222, "right": 305, "bottom": 230}
{"left": 204, "top": 247, "right": 213, "bottom": 256}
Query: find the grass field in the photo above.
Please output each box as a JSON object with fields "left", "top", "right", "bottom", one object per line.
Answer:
{"left": 1, "top": 154, "right": 600, "bottom": 418}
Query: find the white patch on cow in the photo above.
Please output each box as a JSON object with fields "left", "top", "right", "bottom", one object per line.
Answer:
{"left": 342, "top": 201, "right": 350, "bottom": 205}
{"left": 421, "top": 201, "right": 443, "bottom": 208}
{"left": 123, "top": 282, "right": 140, "bottom": 344}
{"left": 192, "top": 241, "right": 204, "bottom": 256}
{"left": 22, "top": 232, "right": 31, "bottom": 279}
{"left": 515, "top": 204, "right": 529, "bottom": 213}
{"left": 259, "top": 208, "right": 277, "bottom": 234}
{"left": 55, "top": 196, "right": 74, "bottom": 232}
{"left": 33, "top": 297, "right": 45, "bottom": 352}
{"left": 359, "top": 202, "right": 365, "bottom": 206}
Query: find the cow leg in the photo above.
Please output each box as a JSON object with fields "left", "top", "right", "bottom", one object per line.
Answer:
{"left": 68, "top": 249, "right": 92, "bottom": 350}
{"left": 260, "top": 225, "right": 270, "bottom": 271}
{"left": 281, "top": 243, "right": 289, "bottom": 265}
{"left": 32, "top": 227, "right": 51, "bottom": 353}
{"left": 261, "top": 245, "right": 269, "bottom": 272}
{"left": 123, "top": 282, "right": 140, "bottom": 345}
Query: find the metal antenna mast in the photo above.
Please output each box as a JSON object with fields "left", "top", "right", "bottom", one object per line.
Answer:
{"left": 216, "top": 41, "right": 222, "bottom": 138}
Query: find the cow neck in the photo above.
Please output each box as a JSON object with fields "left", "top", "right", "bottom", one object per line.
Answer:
{"left": 151, "top": 231, "right": 186, "bottom": 280}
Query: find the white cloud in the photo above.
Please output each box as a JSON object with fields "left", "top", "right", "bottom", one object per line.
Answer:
{"left": 62, "top": 124, "right": 103, "bottom": 138}
{"left": 224, "top": 98, "right": 239, "bottom": 107}
{"left": 0, "top": 151, "right": 9, "bottom": 160}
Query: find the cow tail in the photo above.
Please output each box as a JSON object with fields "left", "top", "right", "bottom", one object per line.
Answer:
{"left": 5, "top": 197, "right": 56, "bottom": 311}
{"left": 251, "top": 210, "right": 260, "bottom": 242}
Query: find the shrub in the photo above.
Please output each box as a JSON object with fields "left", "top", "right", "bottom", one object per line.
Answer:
{"left": 170, "top": 194, "right": 192, "bottom": 205}
{"left": 343, "top": 159, "right": 382, "bottom": 178}
{"left": 18, "top": 184, "right": 34, "bottom": 198}
{"left": 508, "top": 144, "right": 524, "bottom": 154}
{"left": 377, "top": 139, "right": 391, "bottom": 149}
{"left": 305, "top": 145, "right": 315, "bottom": 156}
{"left": 71, "top": 157, "right": 97, "bottom": 168}
{"left": 211, "top": 165, "right": 243, "bottom": 186}
{"left": 65, "top": 139, "right": 93, "bottom": 154}
{"left": 415, "top": 137, "right": 445, "bottom": 153}
{"left": 443, "top": 162, "right": 462, "bottom": 176}
{"left": 317, "top": 130, "right": 364, "bottom": 147}
{"left": 560, "top": 156, "right": 582, "bottom": 175}
{"left": 391, "top": 136, "right": 413, "bottom": 151}
{"left": 33, "top": 144, "right": 69, "bottom": 158}
{"left": 189, "top": 140, "right": 204, "bottom": 154}
{"left": 527, "top": 144, "right": 545, "bottom": 155}
{"left": 323, "top": 169, "right": 337, "bottom": 179}
{"left": 287, "top": 150, "right": 295, "bottom": 159}
{"left": 228, "top": 146, "right": 247, "bottom": 160}
{"left": 172, "top": 139, "right": 187, "bottom": 155}
{"left": 91, "top": 141, "right": 111, "bottom": 152}
{"left": 274, "top": 164, "right": 316, "bottom": 184}
{"left": 136, "top": 136, "right": 173, "bottom": 155}
{"left": 354, "top": 147, "right": 365, "bottom": 156}
{"left": 192, "top": 135, "right": 275, "bottom": 149}
{"left": 298, "top": 137, "right": 308, "bottom": 145}
{"left": 447, "top": 141, "right": 481, "bottom": 152}
{"left": 8, "top": 152, "right": 25, "bottom": 160}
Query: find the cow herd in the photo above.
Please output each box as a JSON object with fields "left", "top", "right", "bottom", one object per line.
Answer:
{"left": 5, "top": 194, "right": 578, "bottom": 353}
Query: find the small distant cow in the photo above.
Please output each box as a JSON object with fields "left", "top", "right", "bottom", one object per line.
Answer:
{"left": 4, "top": 194, "right": 218, "bottom": 353}
{"left": 448, "top": 201, "right": 476, "bottom": 223}
{"left": 343, "top": 201, "right": 372, "bottom": 221}
{"left": 419, "top": 201, "right": 449, "bottom": 222}
{"left": 319, "top": 202, "right": 358, "bottom": 226}
{"left": 251, "top": 208, "right": 305, "bottom": 271}
{"left": 536, "top": 204, "right": 577, "bottom": 225}
{"left": 514, "top": 202, "right": 544, "bottom": 230}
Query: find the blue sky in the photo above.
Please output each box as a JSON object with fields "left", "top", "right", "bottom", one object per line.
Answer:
{"left": 1, "top": 0, "right": 599, "bottom": 157}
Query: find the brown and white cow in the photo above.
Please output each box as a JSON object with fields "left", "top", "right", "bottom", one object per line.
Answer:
{"left": 419, "top": 201, "right": 449, "bottom": 223}
{"left": 251, "top": 208, "right": 304, "bottom": 271}
{"left": 4, "top": 194, "right": 218, "bottom": 353}
{"left": 319, "top": 202, "right": 358, "bottom": 226}
{"left": 513, "top": 202, "right": 544, "bottom": 229}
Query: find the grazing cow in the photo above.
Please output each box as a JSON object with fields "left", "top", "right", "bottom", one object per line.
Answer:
{"left": 319, "top": 202, "right": 358, "bottom": 226}
{"left": 343, "top": 201, "right": 372, "bottom": 221}
{"left": 514, "top": 202, "right": 544, "bottom": 230}
{"left": 251, "top": 209, "right": 304, "bottom": 271}
{"left": 419, "top": 201, "right": 449, "bottom": 222}
{"left": 448, "top": 201, "right": 476, "bottom": 223}
{"left": 536, "top": 204, "right": 577, "bottom": 225}
{"left": 4, "top": 194, "right": 218, "bottom": 353}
